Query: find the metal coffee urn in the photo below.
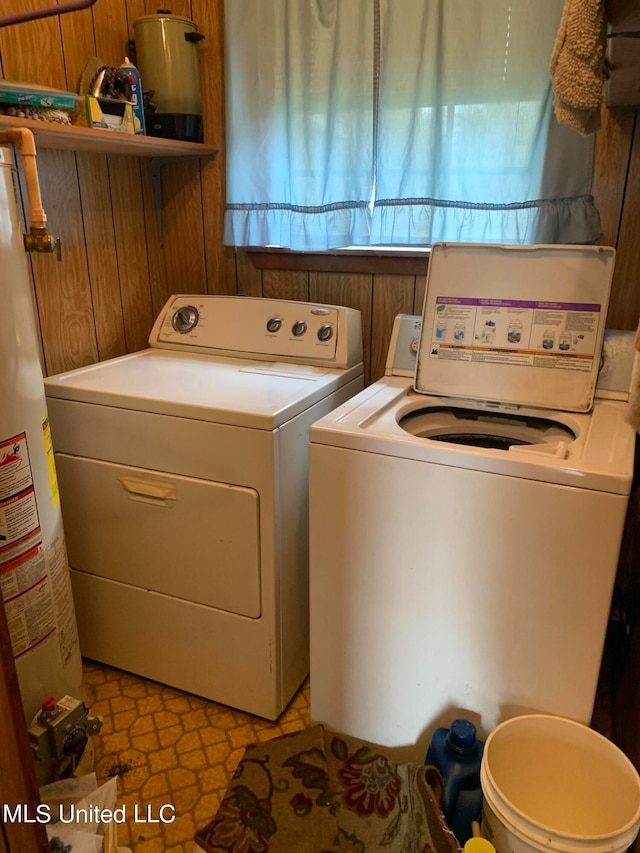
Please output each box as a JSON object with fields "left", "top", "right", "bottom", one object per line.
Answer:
{"left": 133, "top": 9, "right": 204, "bottom": 143}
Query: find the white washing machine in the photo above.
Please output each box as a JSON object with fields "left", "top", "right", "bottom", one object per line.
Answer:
{"left": 309, "top": 243, "right": 637, "bottom": 763}
{"left": 44, "top": 295, "right": 363, "bottom": 719}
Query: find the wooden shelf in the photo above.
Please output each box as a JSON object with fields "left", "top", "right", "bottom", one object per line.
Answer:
{"left": 0, "top": 114, "right": 217, "bottom": 159}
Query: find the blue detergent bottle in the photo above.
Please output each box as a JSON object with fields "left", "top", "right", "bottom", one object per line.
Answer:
{"left": 425, "top": 718, "right": 485, "bottom": 844}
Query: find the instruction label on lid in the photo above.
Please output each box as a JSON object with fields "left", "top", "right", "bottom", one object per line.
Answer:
{"left": 430, "top": 296, "right": 601, "bottom": 371}
{"left": 415, "top": 243, "right": 616, "bottom": 413}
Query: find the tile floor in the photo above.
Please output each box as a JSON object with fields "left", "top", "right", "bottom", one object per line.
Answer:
{"left": 83, "top": 659, "right": 614, "bottom": 853}
{"left": 83, "top": 660, "right": 310, "bottom": 853}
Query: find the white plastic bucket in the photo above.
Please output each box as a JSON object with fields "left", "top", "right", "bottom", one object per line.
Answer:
{"left": 480, "top": 715, "right": 640, "bottom": 853}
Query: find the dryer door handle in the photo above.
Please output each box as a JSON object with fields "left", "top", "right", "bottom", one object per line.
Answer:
{"left": 118, "top": 476, "right": 177, "bottom": 507}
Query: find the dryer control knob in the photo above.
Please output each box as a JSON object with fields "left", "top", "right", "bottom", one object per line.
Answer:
{"left": 292, "top": 320, "right": 307, "bottom": 337}
{"left": 172, "top": 305, "right": 199, "bottom": 333}
{"left": 318, "top": 324, "right": 334, "bottom": 342}
{"left": 266, "top": 316, "right": 282, "bottom": 333}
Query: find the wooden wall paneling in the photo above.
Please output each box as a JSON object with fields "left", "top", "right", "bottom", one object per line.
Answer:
{"left": 28, "top": 149, "right": 99, "bottom": 374}
{"left": 0, "top": 1, "right": 67, "bottom": 89}
{"left": 124, "top": 0, "right": 150, "bottom": 65}
{"left": 310, "top": 272, "right": 373, "bottom": 383}
{"left": 92, "top": 0, "right": 155, "bottom": 350}
{"left": 60, "top": 1, "right": 125, "bottom": 363}
{"left": 592, "top": 106, "right": 636, "bottom": 330}
{"left": 608, "top": 124, "right": 640, "bottom": 331}
{"left": 236, "top": 248, "right": 262, "bottom": 297}
{"left": 263, "top": 269, "right": 309, "bottom": 302}
{"left": 143, "top": 0, "right": 192, "bottom": 16}
{"left": 130, "top": 0, "right": 211, "bottom": 304}
{"left": 370, "top": 275, "right": 414, "bottom": 383}
{"left": 194, "top": 0, "right": 238, "bottom": 295}
{"left": 250, "top": 250, "right": 431, "bottom": 276}
{"left": 139, "top": 0, "right": 205, "bottom": 303}
{"left": 414, "top": 273, "right": 427, "bottom": 315}
{"left": 593, "top": 106, "right": 636, "bottom": 248}
{"left": 92, "top": 1, "right": 150, "bottom": 346}
{"left": 128, "top": 1, "right": 208, "bottom": 315}
{"left": 159, "top": 158, "right": 208, "bottom": 294}
{"left": 125, "top": 0, "right": 147, "bottom": 36}
{"left": 139, "top": 161, "right": 170, "bottom": 318}
{"left": 107, "top": 154, "right": 154, "bottom": 351}
{"left": 123, "top": 1, "right": 169, "bottom": 319}
{"left": 91, "top": 0, "right": 129, "bottom": 67}
{"left": 201, "top": 153, "right": 237, "bottom": 294}
{"left": 0, "top": 4, "right": 98, "bottom": 376}
{"left": 76, "top": 153, "right": 127, "bottom": 360}
{"left": 58, "top": 0, "right": 97, "bottom": 92}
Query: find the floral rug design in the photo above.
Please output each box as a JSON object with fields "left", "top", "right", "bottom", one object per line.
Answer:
{"left": 194, "top": 725, "right": 461, "bottom": 853}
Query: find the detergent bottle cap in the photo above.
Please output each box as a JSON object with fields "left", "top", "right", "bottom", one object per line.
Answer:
{"left": 446, "top": 718, "right": 478, "bottom": 754}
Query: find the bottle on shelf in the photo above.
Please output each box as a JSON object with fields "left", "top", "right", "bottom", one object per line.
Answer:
{"left": 120, "top": 57, "right": 146, "bottom": 135}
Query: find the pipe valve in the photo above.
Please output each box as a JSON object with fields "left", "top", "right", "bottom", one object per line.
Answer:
{"left": 0, "top": 127, "right": 62, "bottom": 261}
{"left": 24, "top": 226, "right": 62, "bottom": 260}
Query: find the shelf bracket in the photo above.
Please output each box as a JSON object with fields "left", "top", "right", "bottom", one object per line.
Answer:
{"left": 150, "top": 155, "right": 203, "bottom": 247}
{"left": 150, "top": 157, "right": 174, "bottom": 247}
{"left": 150, "top": 151, "right": 216, "bottom": 246}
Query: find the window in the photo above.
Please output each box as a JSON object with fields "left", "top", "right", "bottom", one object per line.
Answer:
{"left": 224, "top": 1, "right": 600, "bottom": 252}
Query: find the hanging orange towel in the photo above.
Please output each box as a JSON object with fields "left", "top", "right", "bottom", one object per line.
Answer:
{"left": 549, "top": 0, "right": 607, "bottom": 134}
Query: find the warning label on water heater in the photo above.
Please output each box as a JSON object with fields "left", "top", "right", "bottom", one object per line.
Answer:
{"left": 0, "top": 433, "right": 40, "bottom": 548}
{"left": 0, "top": 432, "right": 78, "bottom": 663}
{"left": 0, "top": 431, "right": 53, "bottom": 658}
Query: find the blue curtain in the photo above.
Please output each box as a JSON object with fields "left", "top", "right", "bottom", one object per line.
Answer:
{"left": 224, "top": 0, "right": 601, "bottom": 251}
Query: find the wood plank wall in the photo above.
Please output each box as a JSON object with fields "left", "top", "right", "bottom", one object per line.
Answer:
{"left": 0, "top": 0, "right": 234, "bottom": 379}
{"left": 1, "top": 0, "right": 639, "bottom": 386}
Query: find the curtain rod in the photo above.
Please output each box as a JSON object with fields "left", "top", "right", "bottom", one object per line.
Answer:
{"left": 0, "top": 0, "right": 98, "bottom": 29}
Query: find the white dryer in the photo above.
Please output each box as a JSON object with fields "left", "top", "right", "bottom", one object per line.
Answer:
{"left": 44, "top": 295, "right": 363, "bottom": 719}
{"left": 309, "top": 243, "right": 637, "bottom": 763}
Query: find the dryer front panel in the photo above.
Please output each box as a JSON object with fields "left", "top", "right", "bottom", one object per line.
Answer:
{"left": 56, "top": 455, "right": 261, "bottom": 618}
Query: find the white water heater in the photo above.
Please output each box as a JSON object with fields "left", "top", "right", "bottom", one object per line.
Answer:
{"left": 0, "top": 144, "right": 83, "bottom": 723}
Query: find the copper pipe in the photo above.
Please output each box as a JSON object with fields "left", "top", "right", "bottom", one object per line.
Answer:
{"left": 0, "top": 0, "right": 99, "bottom": 28}
{"left": 0, "top": 128, "right": 47, "bottom": 228}
{"left": 0, "top": 128, "right": 60, "bottom": 256}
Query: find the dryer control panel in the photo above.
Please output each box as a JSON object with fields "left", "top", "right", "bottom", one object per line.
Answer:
{"left": 149, "top": 295, "right": 363, "bottom": 369}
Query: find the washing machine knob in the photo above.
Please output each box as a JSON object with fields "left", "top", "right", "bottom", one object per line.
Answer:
{"left": 317, "top": 324, "right": 334, "bottom": 342}
{"left": 172, "top": 305, "right": 199, "bottom": 334}
{"left": 266, "top": 316, "right": 282, "bottom": 333}
{"left": 292, "top": 320, "right": 307, "bottom": 337}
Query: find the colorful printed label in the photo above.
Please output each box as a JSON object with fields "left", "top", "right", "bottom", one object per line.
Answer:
{"left": 430, "top": 297, "right": 601, "bottom": 371}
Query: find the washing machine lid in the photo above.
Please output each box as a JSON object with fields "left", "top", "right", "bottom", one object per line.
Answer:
{"left": 44, "top": 349, "right": 360, "bottom": 429}
{"left": 415, "top": 243, "right": 616, "bottom": 413}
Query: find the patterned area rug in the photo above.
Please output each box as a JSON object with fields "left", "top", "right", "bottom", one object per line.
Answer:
{"left": 194, "top": 724, "right": 461, "bottom": 853}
